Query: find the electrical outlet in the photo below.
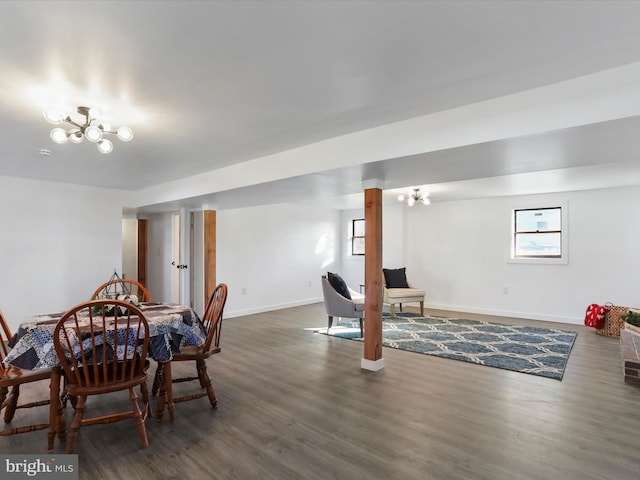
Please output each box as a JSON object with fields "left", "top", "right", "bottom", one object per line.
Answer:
{"left": 503, "top": 286, "right": 509, "bottom": 294}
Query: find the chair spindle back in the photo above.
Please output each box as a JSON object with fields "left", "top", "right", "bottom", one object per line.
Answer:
{"left": 92, "top": 279, "right": 151, "bottom": 303}
{"left": 53, "top": 300, "right": 149, "bottom": 388}
{"left": 201, "top": 283, "right": 228, "bottom": 353}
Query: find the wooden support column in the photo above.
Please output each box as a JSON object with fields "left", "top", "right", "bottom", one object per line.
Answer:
{"left": 362, "top": 187, "right": 384, "bottom": 371}
{"left": 137, "top": 219, "right": 148, "bottom": 288}
{"left": 204, "top": 210, "right": 217, "bottom": 302}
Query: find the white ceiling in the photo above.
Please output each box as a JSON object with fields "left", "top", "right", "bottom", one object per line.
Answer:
{"left": 2, "top": 1, "right": 640, "bottom": 212}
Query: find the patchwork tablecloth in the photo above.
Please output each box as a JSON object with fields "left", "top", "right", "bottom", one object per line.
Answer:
{"left": 4, "top": 302, "right": 207, "bottom": 369}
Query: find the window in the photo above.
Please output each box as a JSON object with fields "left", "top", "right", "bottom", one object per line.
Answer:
{"left": 351, "top": 218, "right": 365, "bottom": 255}
{"left": 513, "top": 207, "right": 562, "bottom": 259}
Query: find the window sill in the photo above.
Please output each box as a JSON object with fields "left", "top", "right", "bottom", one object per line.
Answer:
{"left": 508, "top": 257, "right": 568, "bottom": 265}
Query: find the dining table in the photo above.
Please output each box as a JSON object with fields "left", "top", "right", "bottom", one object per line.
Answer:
{"left": 2, "top": 301, "right": 206, "bottom": 451}
{"left": 3, "top": 302, "right": 207, "bottom": 370}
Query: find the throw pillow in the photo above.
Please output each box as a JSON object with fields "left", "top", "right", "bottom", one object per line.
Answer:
{"left": 383, "top": 267, "right": 409, "bottom": 288}
{"left": 327, "top": 272, "right": 352, "bottom": 300}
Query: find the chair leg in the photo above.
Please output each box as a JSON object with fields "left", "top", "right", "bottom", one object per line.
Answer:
{"left": 48, "top": 368, "right": 62, "bottom": 452}
{"left": 140, "top": 381, "right": 152, "bottom": 420}
{"left": 197, "top": 361, "right": 207, "bottom": 388}
{"left": 198, "top": 360, "right": 218, "bottom": 409}
{"left": 152, "top": 362, "right": 163, "bottom": 396}
{"left": 390, "top": 304, "right": 396, "bottom": 318}
{"left": 399, "top": 303, "right": 403, "bottom": 313}
{"left": 359, "top": 319, "right": 363, "bottom": 338}
{"left": 129, "top": 387, "right": 149, "bottom": 448}
{"left": 420, "top": 301, "right": 424, "bottom": 316}
{"left": 156, "top": 361, "right": 176, "bottom": 422}
{"left": 327, "top": 315, "right": 333, "bottom": 332}
{"left": 3, "top": 385, "right": 19, "bottom": 423}
{"left": 164, "top": 361, "right": 175, "bottom": 423}
{"left": 0, "top": 386, "right": 7, "bottom": 411}
{"left": 155, "top": 362, "right": 172, "bottom": 422}
{"left": 56, "top": 394, "right": 66, "bottom": 444}
{"left": 65, "top": 395, "right": 87, "bottom": 454}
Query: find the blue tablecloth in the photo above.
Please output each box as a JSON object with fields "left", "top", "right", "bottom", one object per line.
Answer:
{"left": 3, "top": 303, "right": 207, "bottom": 369}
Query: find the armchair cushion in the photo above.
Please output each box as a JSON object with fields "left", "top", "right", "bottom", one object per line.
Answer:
{"left": 383, "top": 267, "right": 409, "bottom": 288}
{"left": 327, "top": 272, "right": 351, "bottom": 300}
{"left": 384, "top": 288, "right": 425, "bottom": 301}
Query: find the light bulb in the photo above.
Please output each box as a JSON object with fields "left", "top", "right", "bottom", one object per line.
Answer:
{"left": 88, "top": 108, "right": 100, "bottom": 119}
{"left": 50, "top": 128, "right": 68, "bottom": 144}
{"left": 407, "top": 197, "right": 415, "bottom": 207}
{"left": 44, "top": 110, "right": 65, "bottom": 125}
{"left": 397, "top": 194, "right": 405, "bottom": 202}
{"left": 422, "top": 197, "right": 431, "bottom": 205}
{"left": 97, "top": 139, "right": 113, "bottom": 154}
{"left": 68, "top": 129, "right": 84, "bottom": 144}
{"left": 117, "top": 126, "right": 133, "bottom": 142}
{"left": 85, "top": 125, "right": 103, "bottom": 142}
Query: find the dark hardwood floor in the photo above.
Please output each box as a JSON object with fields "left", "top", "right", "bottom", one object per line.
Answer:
{"left": 3, "top": 303, "right": 639, "bottom": 479}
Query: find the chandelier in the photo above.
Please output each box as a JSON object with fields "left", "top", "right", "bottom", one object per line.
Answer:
{"left": 398, "top": 188, "right": 430, "bottom": 206}
{"left": 44, "top": 106, "right": 133, "bottom": 154}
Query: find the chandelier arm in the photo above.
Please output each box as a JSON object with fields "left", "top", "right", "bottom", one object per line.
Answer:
{"left": 64, "top": 118, "right": 84, "bottom": 129}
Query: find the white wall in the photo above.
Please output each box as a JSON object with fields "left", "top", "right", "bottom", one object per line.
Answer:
{"left": 401, "top": 186, "right": 640, "bottom": 324}
{"left": 0, "top": 176, "right": 127, "bottom": 331}
{"left": 217, "top": 203, "right": 340, "bottom": 317}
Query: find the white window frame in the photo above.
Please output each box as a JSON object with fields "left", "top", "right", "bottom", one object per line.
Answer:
{"left": 508, "top": 202, "right": 568, "bottom": 265}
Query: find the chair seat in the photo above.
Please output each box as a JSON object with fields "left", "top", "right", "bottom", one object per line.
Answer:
{"left": 385, "top": 288, "right": 425, "bottom": 300}
{"left": 0, "top": 366, "right": 52, "bottom": 386}
{"left": 171, "top": 345, "right": 213, "bottom": 361}
{"left": 66, "top": 374, "right": 148, "bottom": 396}
{"left": 351, "top": 292, "right": 365, "bottom": 302}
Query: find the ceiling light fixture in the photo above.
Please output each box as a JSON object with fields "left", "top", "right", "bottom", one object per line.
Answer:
{"left": 44, "top": 106, "right": 133, "bottom": 154}
{"left": 397, "top": 188, "right": 430, "bottom": 206}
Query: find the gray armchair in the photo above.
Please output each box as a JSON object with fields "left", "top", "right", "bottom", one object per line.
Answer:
{"left": 321, "top": 275, "right": 364, "bottom": 337}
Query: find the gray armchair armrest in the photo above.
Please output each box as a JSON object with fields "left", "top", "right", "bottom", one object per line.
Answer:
{"left": 322, "top": 276, "right": 364, "bottom": 318}
{"left": 321, "top": 276, "right": 364, "bottom": 337}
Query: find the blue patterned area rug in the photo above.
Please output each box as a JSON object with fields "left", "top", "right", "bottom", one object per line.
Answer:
{"left": 317, "top": 313, "right": 577, "bottom": 380}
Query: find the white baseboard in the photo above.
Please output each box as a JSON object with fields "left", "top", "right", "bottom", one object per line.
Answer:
{"left": 224, "top": 298, "right": 582, "bottom": 325}
{"left": 224, "top": 297, "right": 323, "bottom": 319}
{"left": 425, "top": 302, "right": 583, "bottom": 325}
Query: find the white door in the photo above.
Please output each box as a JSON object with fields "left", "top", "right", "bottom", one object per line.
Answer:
{"left": 171, "top": 213, "right": 181, "bottom": 304}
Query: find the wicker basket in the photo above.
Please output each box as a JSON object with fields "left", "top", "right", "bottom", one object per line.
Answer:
{"left": 596, "top": 304, "right": 629, "bottom": 338}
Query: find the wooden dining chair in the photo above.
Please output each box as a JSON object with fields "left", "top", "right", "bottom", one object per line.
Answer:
{"left": 92, "top": 278, "right": 151, "bottom": 303}
{"left": 153, "top": 283, "right": 228, "bottom": 422}
{"left": 53, "top": 299, "right": 151, "bottom": 454}
{"left": 1, "top": 310, "right": 60, "bottom": 451}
